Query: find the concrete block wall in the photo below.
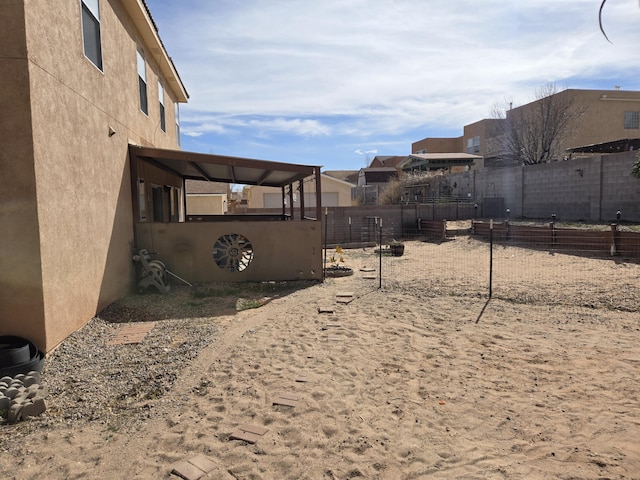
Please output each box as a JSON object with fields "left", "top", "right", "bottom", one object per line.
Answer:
{"left": 447, "top": 151, "right": 640, "bottom": 222}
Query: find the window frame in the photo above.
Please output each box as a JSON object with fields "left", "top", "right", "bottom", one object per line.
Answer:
{"left": 81, "top": 0, "right": 103, "bottom": 71}
{"left": 624, "top": 111, "right": 639, "bottom": 129}
{"left": 137, "top": 50, "right": 148, "bottom": 115}
{"left": 175, "top": 103, "right": 181, "bottom": 147}
{"left": 159, "top": 80, "right": 166, "bottom": 132}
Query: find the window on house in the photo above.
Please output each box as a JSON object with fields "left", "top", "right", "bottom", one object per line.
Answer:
{"left": 175, "top": 103, "right": 181, "bottom": 147}
{"left": 81, "top": 0, "right": 103, "bottom": 70}
{"left": 138, "top": 179, "right": 147, "bottom": 221}
{"left": 137, "top": 50, "right": 148, "bottom": 115}
{"left": 151, "top": 185, "right": 166, "bottom": 222}
{"left": 473, "top": 136, "right": 480, "bottom": 153}
{"left": 169, "top": 187, "right": 181, "bottom": 221}
{"left": 624, "top": 111, "right": 639, "bottom": 129}
{"left": 159, "top": 81, "right": 166, "bottom": 132}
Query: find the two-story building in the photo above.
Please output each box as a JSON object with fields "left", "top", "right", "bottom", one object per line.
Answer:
{"left": 412, "top": 89, "right": 640, "bottom": 167}
{"left": 1, "top": 0, "right": 188, "bottom": 352}
{"left": 1, "top": 0, "right": 323, "bottom": 354}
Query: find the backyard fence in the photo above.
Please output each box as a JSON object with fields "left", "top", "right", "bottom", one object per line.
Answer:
{"left": 324, "top": 219, "right": 640, "bottom": 315}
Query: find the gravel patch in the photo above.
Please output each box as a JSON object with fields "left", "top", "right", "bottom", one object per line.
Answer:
{"left": 0, "top": 281, "right": 317, "bottom": 454}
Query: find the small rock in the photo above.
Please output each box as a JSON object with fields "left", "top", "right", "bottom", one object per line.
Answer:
{"left": 21, "top": 398, "right": 47, "bottom": 419}
{"left": 22, "top": 376, "right": 39, "bottom": 388}
{"left": 4, "top": 387, "right": 19, "bottom": 399}
{"left": 8, "top": 404, "right": 22, "bottom": 424}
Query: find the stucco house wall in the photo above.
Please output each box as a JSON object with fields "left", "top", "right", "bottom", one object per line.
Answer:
{"left": 0, "top": 0, "right": 187, "bottom": 352}
{"left": 186, "top": 195, "right": 228, "bottom": 215}
{"left": 246, "top": 174, "right": 353, "bottom": 209}
{"left": 413, "top": 89, "right": 640, "bottom": 165}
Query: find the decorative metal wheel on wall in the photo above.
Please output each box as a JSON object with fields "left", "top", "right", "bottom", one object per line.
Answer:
{"left": 213, "top": 234, "right": 254, "bottom": 272}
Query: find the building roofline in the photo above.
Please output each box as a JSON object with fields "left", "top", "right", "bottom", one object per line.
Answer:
{"left": 122, "top": 0, "right": 189, "bottom": 102}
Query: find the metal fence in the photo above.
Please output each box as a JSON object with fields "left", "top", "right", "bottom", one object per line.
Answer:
{"left": 323, "top": 219, "right": 640, "bottom": 315}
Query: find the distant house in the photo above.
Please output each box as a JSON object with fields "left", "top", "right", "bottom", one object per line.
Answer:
{"left": 323, "top": 170, "right": 359, "bottom": 185}
{"left": 244, "top": 173, "right": 354, "bottom": 210}
{"left": 357, "top": 167, "right": 399, "bottom": 186}
{"left": 398, "top": 153, "right": 483, "bottom": 173}
{"left": 367, "top": 155, "right": 406, "bottom": 169}
{"left": 412, "top": 89, "right": 640, "bottom": 167}
{"left": 353, "top": 167, "right": 399, "bottom": 205}
{"left": 185, "top": 179, "right": 230, "bottom": 216}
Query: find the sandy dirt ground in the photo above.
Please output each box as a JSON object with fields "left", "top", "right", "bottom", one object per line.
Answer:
{"left": 2, "top": 237, "right": 640, "bottom": 479}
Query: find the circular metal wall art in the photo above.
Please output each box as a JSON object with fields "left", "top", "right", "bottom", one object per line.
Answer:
{"left": 213, "top": 234, "right": 254, "bottom": 272}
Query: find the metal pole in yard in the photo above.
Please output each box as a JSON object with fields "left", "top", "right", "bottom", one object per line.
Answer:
{"left": 489, "top": 218, "right": 493, "bottom": 298}
{"left": 379, "top": 219, "right": 383, "bottom": 289}
{"left": 323, "top": 208, "right": 328, "bottom": 280}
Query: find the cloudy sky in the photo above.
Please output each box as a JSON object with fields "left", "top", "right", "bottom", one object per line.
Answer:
{"left": 145, "top": 0, "right": 639, "bottom": 171}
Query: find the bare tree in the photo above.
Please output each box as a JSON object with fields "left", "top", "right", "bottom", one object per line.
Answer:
{"left": 491, "top": 83, "right": 586, "bottom": 166}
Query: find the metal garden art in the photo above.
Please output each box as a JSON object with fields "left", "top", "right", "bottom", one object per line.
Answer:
{"left": 213, "top": 233, "right": 254, "bottom": 273}
{"left": 324, "top": 246, "right": 354, "bottom": 277}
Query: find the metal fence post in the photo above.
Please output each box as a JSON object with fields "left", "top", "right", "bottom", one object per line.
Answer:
{"left": 489, "top": 219, "right": 493, "bottom": 298}
{"left": 323, "top": 208, "right": 328, "bottom": 280}
{"left": 379, "top": 221, "right": 383, "bottom": 289}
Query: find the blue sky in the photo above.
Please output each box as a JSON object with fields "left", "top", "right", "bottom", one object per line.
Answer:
{"left": 145, "top": 0, "right": 639, "bottom": 171}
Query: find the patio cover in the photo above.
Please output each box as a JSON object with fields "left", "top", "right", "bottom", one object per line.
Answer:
{"left": 129, "top": 145, "right": 319, "bottom": 187}
{"left": 128, "top": 145, "right": 323, "bottom": 220}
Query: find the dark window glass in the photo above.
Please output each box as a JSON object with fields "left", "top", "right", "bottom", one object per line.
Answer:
{"left": 139, "top": 76, "right": 148, "bottom": 114}
{"left": 160, "top": 103, "right": 166, "bottom": 131}
{"left": 81, "top": 2, "right": 102, "bottom": 70}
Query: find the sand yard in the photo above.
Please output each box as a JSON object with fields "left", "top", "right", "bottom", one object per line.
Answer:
{"left": 1, "top": 237, "right": 640, "bottom": 479}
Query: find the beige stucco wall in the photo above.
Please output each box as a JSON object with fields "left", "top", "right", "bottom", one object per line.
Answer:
{"left": 135, "top": 221, "right": 323, "bottom": 283}
{"left": 0, "top": 1, "right": 47, "bottom": 347}
{"left": 507, "top": 89, "right": 640, "bottom": 153}
{"left": 412, "top": 137, "right": 462, "bottom": 154}
{"left": 186, "top": 195, "right": 228, "bottom": 215}
{"left": 0, "top": 0, "right": 187, "bottom": 352}
{"left": 246, "top": 174, "right": 352, "bottom": 209}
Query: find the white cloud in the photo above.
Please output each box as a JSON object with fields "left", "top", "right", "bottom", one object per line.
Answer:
{"left": 354, "top": 149, "right": 378, "bottom": 156}
{"left": 148, "top": 0, "right": 640, "bottom": 141}
{"left": 182, "top": 114, "right": 331, "bottom": 138}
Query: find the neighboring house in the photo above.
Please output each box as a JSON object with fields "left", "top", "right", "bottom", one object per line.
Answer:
{"left": 354, "top": 167, "right": 399, "bottom": 205}
{"left": 185, "top": 179, "right": 230, "bottom": 216}
{"left": 357, "top": 167, "right": 399, "bottom": 186}
{"left": 412, "top": 89, "right": 640, "bottom": 167}
{"left": 1, "top": 0, "right": 323, "bottom": 354}
{"left": 367, "top": 156, "right": 406, "bottom": 169}
{"left": 323, "top": 170, "right": 359, "bottom": 185}
{"left": 244, "top": 173, "right": 354, "bottom": 209}
{"left": 398, "top": 153, "right": 483, "bottom": 173}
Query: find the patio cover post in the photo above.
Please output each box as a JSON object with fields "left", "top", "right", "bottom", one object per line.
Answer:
{"left": 281, "top": 186, "right": 286, "bottom": 218}
{"left": 299, "top": 180, "right": 305, "bottom": 219}
{"left": 288, "top": 185, "right": 294, "bottom": 219}
{"left": 314, "top": 167, "right": 322, "bottom": 221}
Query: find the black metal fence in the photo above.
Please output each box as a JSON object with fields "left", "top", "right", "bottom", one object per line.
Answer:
{"left": 323, "top": 218, "right": 640, "bottom": 315}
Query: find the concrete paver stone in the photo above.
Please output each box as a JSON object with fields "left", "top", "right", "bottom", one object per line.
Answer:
{"left": 171, "top": 454, "right": 219, "bottom": 480}
{"left": 273, "top": 394, "right": 300, "bottom": 407}
{"left": 107, "top": 322, "right": 156, "bottom": 346}
{"left": 317, "top": 306, "right": 335, "bottom": 314}
{"left": 230, "top": 424, "right": 269, "bottom": 444}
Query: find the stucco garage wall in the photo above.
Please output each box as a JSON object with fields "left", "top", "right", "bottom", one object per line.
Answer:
{"left": 186, "top": 195, "right": 227, "bottom": 215}
{"left": 135, "top": 221, "right": 323, "bottom": 283}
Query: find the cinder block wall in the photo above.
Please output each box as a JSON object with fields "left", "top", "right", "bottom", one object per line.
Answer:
{"left": 447, "top": 151, "right": 639, "bottom": 222}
